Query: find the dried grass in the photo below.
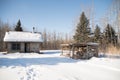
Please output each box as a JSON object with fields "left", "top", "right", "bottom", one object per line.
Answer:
{"left": 106, "top": 45, "right": 120, "bottom": 54}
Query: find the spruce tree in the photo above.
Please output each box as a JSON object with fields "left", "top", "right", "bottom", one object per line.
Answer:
{"left": 14, "top": 19, "right": 23, "bottom": 31}
{"left": 94, "top": 25, "right": 101, "bottom": 42}
{"left": 73, "top": 12, "right": 90, "bottom": 43}
{"left": 104, "top": 24, "right": 116, "bottom": 45}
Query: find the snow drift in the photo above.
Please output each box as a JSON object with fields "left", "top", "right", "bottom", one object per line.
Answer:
{"left": 0, "top": 50, "right": 120, "bottom": 80}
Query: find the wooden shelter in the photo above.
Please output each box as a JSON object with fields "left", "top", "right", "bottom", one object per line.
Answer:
{"left": 61, "top": 42, "right": 99, "bottom": 59}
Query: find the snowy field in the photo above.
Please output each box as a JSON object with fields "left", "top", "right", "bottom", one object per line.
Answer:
{"left": 0, "top": 50, "right": 120, "bottom": 80}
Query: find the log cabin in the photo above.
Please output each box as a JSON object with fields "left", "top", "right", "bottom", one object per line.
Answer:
{"left": 4, "top": 31, "right": 43, "bottom": 53}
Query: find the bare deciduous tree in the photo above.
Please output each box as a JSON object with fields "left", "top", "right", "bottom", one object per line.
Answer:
{"left": 0, "top": 20, "right": 11, "bottom": 51}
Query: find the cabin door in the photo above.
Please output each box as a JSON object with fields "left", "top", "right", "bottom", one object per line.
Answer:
{"left": 25, "top": 43, "right": 30, "bottom": 52}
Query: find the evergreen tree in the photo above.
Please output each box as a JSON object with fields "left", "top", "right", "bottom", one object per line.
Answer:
{"left": 14, "top": 19, "right": 23, "bottom": 31}
{"left": 104, "top": 24, "right": 117, "bottom": 45}
{"left": 94, "top": 25, "right": 101, "bottom": 42}
{"left": 73, "top": 12, "right": 90, "bottom": 43}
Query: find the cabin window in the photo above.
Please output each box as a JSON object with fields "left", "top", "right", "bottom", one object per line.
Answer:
{"left": 11, "top": 43, "right": 20, "bottom": 50}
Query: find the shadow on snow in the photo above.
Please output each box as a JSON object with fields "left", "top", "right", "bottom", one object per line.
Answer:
{"left": 98, "top": 54, "right": 120, "bottom": 59}
{"left": 0, "top": 57, "right": 78, "bottom": 67}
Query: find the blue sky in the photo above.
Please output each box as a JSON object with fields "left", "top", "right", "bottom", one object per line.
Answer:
{"left": 0, "top": 0, "right": 112, "bottom": 33}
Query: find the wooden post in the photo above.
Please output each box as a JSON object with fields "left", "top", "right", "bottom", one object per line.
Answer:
{"left": 71, "top": 45, "right": 74, "bottom": 58}
{"left": 69, "top": 46, "right": 71, "bottom": 56}
{"left": 61, "top": 47, "right": 63, "bottom": 55}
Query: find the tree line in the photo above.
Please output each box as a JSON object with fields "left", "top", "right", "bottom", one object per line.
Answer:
{"left": 73, "top": 12, "right": 119, "bottom": 52}
{"left": 0, "top": 12, "right": 119, "bottom": 51}
{"left": 42, "top": 29, "right": 72, "bottom": 50}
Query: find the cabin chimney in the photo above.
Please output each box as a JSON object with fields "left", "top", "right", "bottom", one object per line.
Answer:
{"left": 33, "top": 27, "right": 35, "bottom": 33}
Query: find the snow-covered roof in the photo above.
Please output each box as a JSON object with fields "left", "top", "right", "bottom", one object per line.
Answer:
{"left": 4, "top": 31, "right": 43, "bottom": 42}
{"left": 87, "top": 42, "right": 99, "bottom": 46}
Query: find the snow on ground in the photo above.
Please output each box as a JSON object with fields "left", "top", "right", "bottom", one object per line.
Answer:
{"left": 0, "top": 50, "right": 120, "bottom": 80}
